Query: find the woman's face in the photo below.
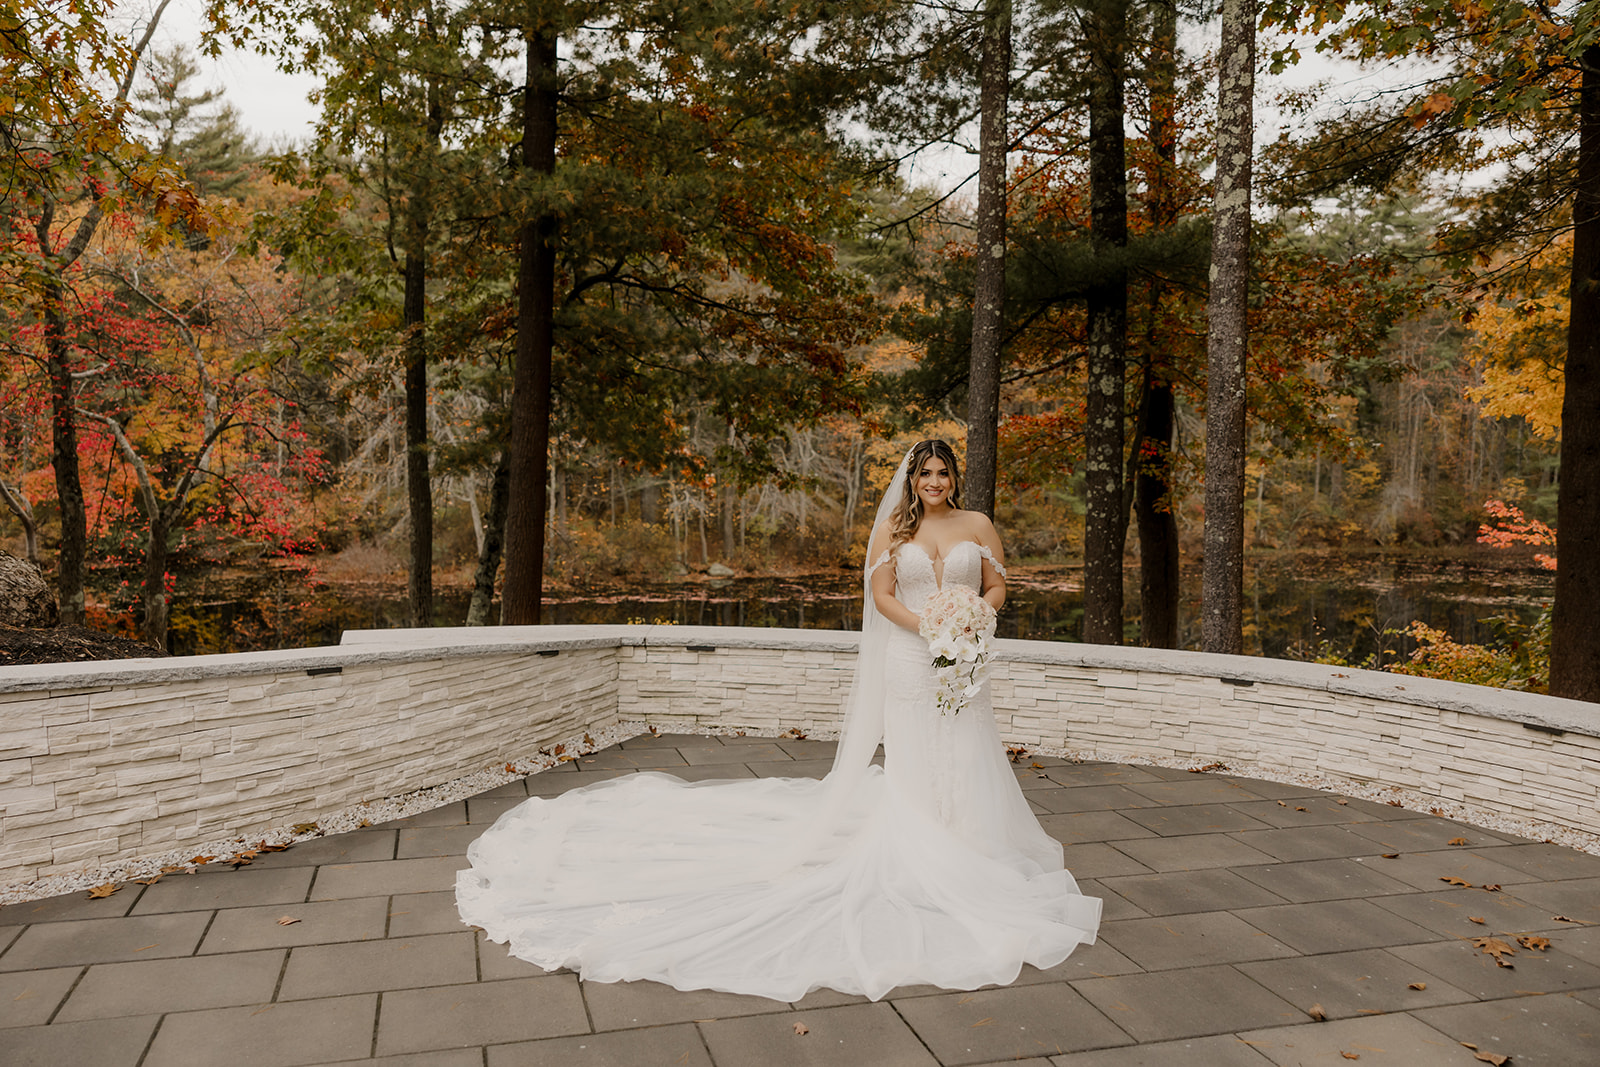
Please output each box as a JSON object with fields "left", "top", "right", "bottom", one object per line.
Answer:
{"left": 914, "top": 454, "right": 953, "bottom": 510}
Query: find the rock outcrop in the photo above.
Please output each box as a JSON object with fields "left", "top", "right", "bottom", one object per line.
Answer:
{"left": 0, "top": 549, "right": 58, "bottom": 628}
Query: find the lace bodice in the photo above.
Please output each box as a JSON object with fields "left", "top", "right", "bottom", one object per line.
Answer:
{"left": 871, "top": 541, "right": 1005, "bottom": 613}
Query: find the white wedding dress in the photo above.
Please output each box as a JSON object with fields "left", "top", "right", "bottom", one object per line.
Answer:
{"left": 456, "top": 538, "right": 1101, "bottom": 1002}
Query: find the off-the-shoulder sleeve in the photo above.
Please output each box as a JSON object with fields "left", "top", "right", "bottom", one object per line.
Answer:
{"left": 866, "top": 548, "right": 893, "bottom": 580}
{"left": 975, "top": 543, "right": 1007, "bottom": 577}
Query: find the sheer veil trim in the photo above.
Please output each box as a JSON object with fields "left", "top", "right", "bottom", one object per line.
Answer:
{"left": 825, "top": 449, "right": 915, "bottom": 790}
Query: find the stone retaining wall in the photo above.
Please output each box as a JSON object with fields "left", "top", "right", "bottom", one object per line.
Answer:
{"left": 3, "top": 624, "right": 1597, "bottom": 885}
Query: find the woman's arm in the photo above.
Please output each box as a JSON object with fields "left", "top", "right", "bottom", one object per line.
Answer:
{"left": 868, "top": 523, "right": 921, "bottom": 632}
{"left": 972, "top": 514, "right": 1007, "bottom": 614}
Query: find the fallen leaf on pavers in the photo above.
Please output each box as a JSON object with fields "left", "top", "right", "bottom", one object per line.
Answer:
{"left": 190, "top": 855, "right": 214, "bottom": 865}
{"left": 277, "top": 916, "right": 301, "bottom": 926}
{"left": 792, "top": 1023, "right": 809, "bottom": 1036}
{"left": 1031, "top": 762, "right": 1044, "bottom": 769}
{"left": 1449, "top": 838, "right": 1469, "bottom": 846}
{"left": 159, "top": 865, "right": 186, "bottom": 874}
{"left": 1006, "top": 746, "right": 1028, "bottom": 763}
{"left": 1481, "top": 884, "right": 1502, "bottom": 893}
{"left": 1409, "top": 983, "right": 1427, "bottom": 991}
{"left": 1336, "top": 798, "right": 1349, "bottom": 805}
{"left": 1381, "top": 853, "right": 1400, "bottom": 859}
{"left": 291, "top": 823, "right": 319, "bottom": 835}
{"left": 1295, "top": 806, "right": 1309, "bottom": 812}
{"left": 1517, "top": 935, "right": 1550, "bottom": 951}
{"left": 1341, "top": 1054, "right": 1360, "bottom": 1061}
{"left": 132, "top": 874, "right": 163, "bottom": 886}
{"left": 1553, "top": 915, "right": 1593, "bottom": 924}
{"left": 1308, "top": 1003, "right": 1327, "bottom": 1021}
{"left": 1472, "top": 937, "right": 1517, "bottom": 968}
{"left": 86, "top": 883, "right": 119, "bottom": 899}
{"left": 1473, "top": 1053, "right": 1510, "bottom": 1066}
{"left": 259, "top": 843, "right": 290, "bottom": 853}
{"left": 1278, "top": 801, "right": 1289, "bottom": 808}
{"left": 231, "top": 851, "right": 258, "bottom": 868}
{"left": 1469, "top": 917, "right": 1486, "bottom": 925}
{"left": 1441, "top": 877, "right": 1473, "bottom": 887}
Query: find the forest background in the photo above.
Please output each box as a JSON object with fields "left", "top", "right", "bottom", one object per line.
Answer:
{"left": 0, "top": 0, "right": 1583, "bottom": 696}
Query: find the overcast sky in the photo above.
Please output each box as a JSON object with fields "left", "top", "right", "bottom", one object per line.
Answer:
{"left": 145, "top": 0, "right": 1402, "bottom": 189}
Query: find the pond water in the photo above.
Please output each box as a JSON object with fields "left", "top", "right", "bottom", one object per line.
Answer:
{"left": 164, "top": 549, "right": 1553, "bottom": 667}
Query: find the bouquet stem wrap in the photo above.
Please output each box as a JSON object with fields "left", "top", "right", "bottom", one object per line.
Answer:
{"left": 917, "top": 585, "right": 998, "bottom": 715}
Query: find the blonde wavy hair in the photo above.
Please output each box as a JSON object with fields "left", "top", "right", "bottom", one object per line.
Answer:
{"left": 887, "top": 439, "right": 963, "bottom": 548}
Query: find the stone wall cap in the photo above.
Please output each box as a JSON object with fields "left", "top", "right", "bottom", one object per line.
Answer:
{"left": 2, "top": 623, "right": 1594, "bottom": 738}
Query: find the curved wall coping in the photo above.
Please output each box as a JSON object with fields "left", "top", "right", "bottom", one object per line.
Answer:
{"left": 5, "top": 623, "right": 1595, "bottom": 739}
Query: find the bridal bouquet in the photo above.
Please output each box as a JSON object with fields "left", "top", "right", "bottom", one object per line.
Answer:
{"left": 918, "top": 585, "right": 998, "bottom": 715}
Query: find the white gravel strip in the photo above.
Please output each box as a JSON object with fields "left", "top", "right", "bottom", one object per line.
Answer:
{"left": 5, "top": 719, "right": 1594, "bottom": 907}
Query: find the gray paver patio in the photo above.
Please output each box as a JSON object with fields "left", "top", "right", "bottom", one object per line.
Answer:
{"left": 3, "top": 733, "right": 1598, "bottom": 1065}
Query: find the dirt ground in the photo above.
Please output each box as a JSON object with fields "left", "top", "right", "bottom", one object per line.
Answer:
{"left": 0, "top": 624, "right": 168, "bottom": 666}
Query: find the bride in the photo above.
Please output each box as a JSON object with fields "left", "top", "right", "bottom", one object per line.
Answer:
{"left": 457, "top": 440, "right": 1101, "bottom": 1002}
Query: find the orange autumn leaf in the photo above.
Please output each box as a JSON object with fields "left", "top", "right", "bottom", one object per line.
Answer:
{"left": 1408, "top": 982, "right": 1427, "bottom": 990}
{"left": 1518, "top": 935, "right": 1550, "bottom": 951}
{"left": 1472, "top": 936, "right": 1516, "bottom": 968}
{"left": 792, "top": 1022, "right": 809, "bottom": 1036}
{"left": 1448, "top": 837, "right": 1469, "bottom": 846}
{"left": 86, "top": 882, "right": 119, "bottom": 899}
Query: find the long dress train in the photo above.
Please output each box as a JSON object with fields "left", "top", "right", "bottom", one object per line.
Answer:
{"left": 456, "top": 539, "right": 1101, "bottom": 1002}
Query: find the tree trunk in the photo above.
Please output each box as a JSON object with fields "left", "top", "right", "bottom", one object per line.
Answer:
{"left": 1201, "top": 0, "right": 1255, "bottom": 656}
{"left": 1135, "top": 0, "right": 1181, "bottom": 649}
{"left": 467, "top": 451, "right": 512, "bottom": 626}
{"left": 965, "top": 0, "right": 1011, "bottom": 518}
{"left": 140, "top": 510, "right": 172, "bottom": 650}
{"left": 402, "top": 223, "right": 433, "bottom": 629}
{"left": 1553, "top": 43, "right": 1600, "bottom": 701}
{"left": 0, "top": 483, "right": 38, "bottom": 565}
{"left": 501, "top": 26, "right": 559, "bottom": 625}
{"left": 43, "top": 276, "right": 87, "bottom": 626}
{"left": 1082, "top": 0, "right": 1129, "bottom": 645}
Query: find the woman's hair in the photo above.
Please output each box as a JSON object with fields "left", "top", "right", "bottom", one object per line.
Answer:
{"left": 887, "top": 439, "right": 963, "bottom": 548}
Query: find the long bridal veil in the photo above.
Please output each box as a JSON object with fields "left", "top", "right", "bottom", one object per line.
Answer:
{"left": 456, "top": 446, "right": 1100, "bottom": 1002}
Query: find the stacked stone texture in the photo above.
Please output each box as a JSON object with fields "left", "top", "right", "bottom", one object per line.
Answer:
{"left": 3, "top": 626, "right": 1596, "bottom": 887}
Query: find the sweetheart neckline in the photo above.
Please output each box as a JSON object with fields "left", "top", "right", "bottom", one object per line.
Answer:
{"left": 899, "top": 540, "right": 982, "bottom": 589}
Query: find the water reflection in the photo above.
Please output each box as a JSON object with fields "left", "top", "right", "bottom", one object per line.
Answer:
{"left": 165, "top": 551, "right": 1552, "bottom": 666}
